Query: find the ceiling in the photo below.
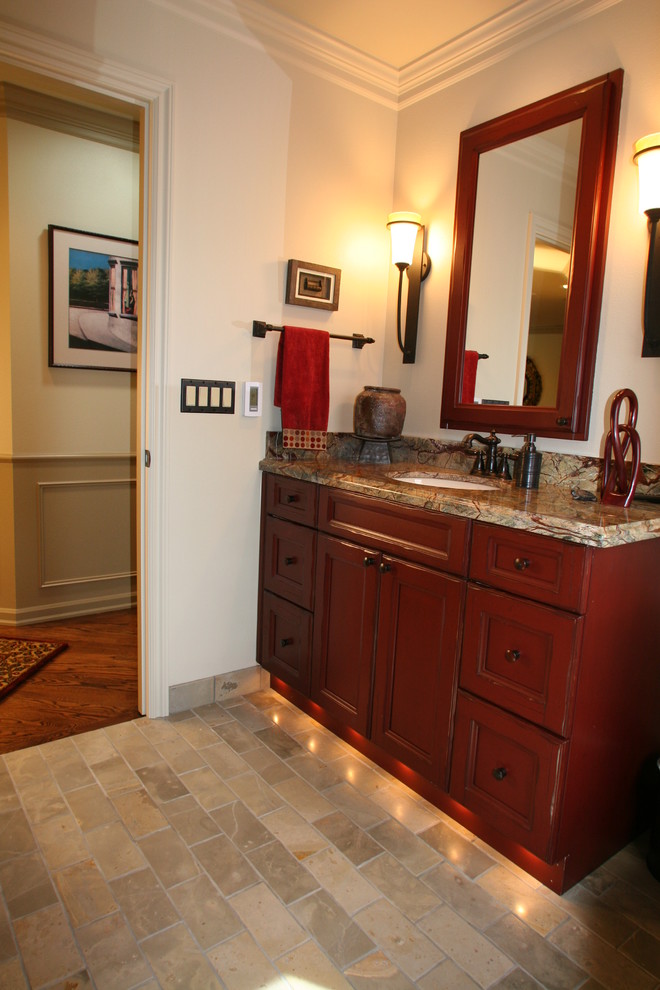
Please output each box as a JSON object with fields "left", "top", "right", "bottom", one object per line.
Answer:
{"left": 253, "top": 0, "right": 543, "bottom": 68}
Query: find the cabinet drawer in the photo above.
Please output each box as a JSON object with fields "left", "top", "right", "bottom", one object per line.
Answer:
{"left": 450, "top": 692, "right": 567, "bottom": 861}
{"left": 461, "top": 586, "right": 580, "bottom": 735}
{"left": 265, "top": 474, "right": 318, "bottom": 526}
{"left": 470, "top": 523, "right": 589, "bottom": 611}
{"left": 263, "top": 516, "right": 316, "bottom": 609}
{"left": 260, "top": 591, "right": 311, "bottom": 694}
{"left": 318, "top": 486, "right": 470, "bottom": 575}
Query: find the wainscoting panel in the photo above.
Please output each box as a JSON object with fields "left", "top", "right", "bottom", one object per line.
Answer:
{"left": 39, "top": 479, "right": 136, "bottom": 586}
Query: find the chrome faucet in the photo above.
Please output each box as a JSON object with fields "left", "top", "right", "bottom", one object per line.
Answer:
{"left": 464, "top": 431, "right": 502, "bottom": 475}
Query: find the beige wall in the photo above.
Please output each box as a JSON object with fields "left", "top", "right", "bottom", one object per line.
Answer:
{"left": 387, "top": 0, "right": 660, "bottom": 461}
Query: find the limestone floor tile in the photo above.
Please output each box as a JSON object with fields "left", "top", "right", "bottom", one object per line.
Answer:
{"left": 32, "top": 813, "right": 88, "bottom": 871}
{"left": 192, "top": 702, "right": 234, "bottom": 727}
{"left": 277, "top": 938, "right": 354, "bottom": 989}
{"left": 0, "top": 850, "right": 57, "bottom": 919}
{"left": 169, "top": 873, "right": 242, "bottom": 950}
{"left": 423, "top": 860, "right": 508, "bottom": 930}
{"left": 548, "top": 917, "right": 658, "bottom": 990}
{"left": 0, "top": 956, "right": 29, "bottom": 989}
{"left": 476, "top": 864, "right": 567, "bottom": 937}
{"left": 202, "top": 742, "right": 251, "bottom": 780}
{"left": 151, "top": 736, "right": 207, "bottom": 774}
{"left": 13, "top": 903, "right": 83, "bottom": 988}
{"left": 84, "top": 820, "right": 147, "bottom": 880}
{"left": 230, "top": 882, "right": 307, "bottom": 959}
{"left": 90, "top": 755, "right": 140, "bottom": 797}
{"left": 65, "top": 783, "right": 118, "bottom": 832}
{"left": 0, "top": 808, "right": 37, "bottom": 862}
{"left": 213, "top": 719, "right": 263, "bottom": 753}
{"left": 110, "top": 867, "right": 180, "bottom": 940}
{"left": 420, "top": 819, "right": 496, "bottom": 879}
{"left": 141, "top": 922, "right": 223, "bottom": 989}
{"left": 261, "top": 805, "right": 327, "bottom": 860}
{"left": 164, "top": 794, "right": 222, "bottom": 846}
{"left": 291, "top": 888, "right": 375, "bottom": 970}
{"left": 72, "top": 728, "right": 118, "bottom": 766}
{"left": 344, "top": 950, "right": 418, "bottom": 989}
{"left": 138, "top": 827, "right": 200, "bottom": 888}
{"left": 285, "top": 752, "right": 343, "bottom": 791}
{"left": 39, "top": 738, "right": 95, "bottom": 791}
{"left": 223, "top": 702, "right": 274, "bottom": 734}
{"left": 486, "top": 912, "right": 587, "bottom": 989}
{"left": 207, "top": 930, "right": 288, "bottom": 989}
{"left": 137, "top": 761, "right": 191, "bottom": 803}
{"left": 179, "top": 765, "right": 236, "bottom": 811}
{"left": 419, "top": 902, "right": 514, "bottom": 987}
{"left": 315, "top": 810, "right": 383, "bottom": 866}
{"left": 272, "top": 773, "right": 336, "bottom": 822}
{"left": 112, "top": 787, "right": 169, "bottom": 839}
{"left": 360, "top": 852, "right": 441, "bottom": 921}
{"left": 104, "top": 722, "right": 160, "bottom": 770}
{"left": 255, "top": 723, "right": 306, "bottom": 760}
{"left": 15, "top": 778, "right": 68, "bottom": 826}
{"left": 293, "top": 728, "right": 350, "bottom": 763}
{"left": 367, "top": 818, "right": 441, "bottom": 876}
{"left": 242, "top": 745, "right": 295, "bottom": 785}
{"left": 367, "top": 782, "right": 443, "bottom": 834}
{"left": 53, "top": 858, "right": 118, "bottom": 928}
{"left": 599, "top": 880, "right": 660, "bottom": 939}
{"left": 228, "top": 770, "right": 284, "bottom": 817}
{"left": 324, "top": 781, "right": 390, "bottom": 830}
{"left": 619, "top": 927, "right": 660, "bottom": 981}
{"left": 305, "top": 846, "right": 380, "bottom": 916}
{"left": 76, "top": 912, "right": 152, "bottom": 989}
{"left": 560, "top": 880, "right": 640, "bottom": 946}
{"left": 355, "top": 897, "right": 445, "bottom": 981}
{"left": 193, "top": 833, "right": 258, "bottom": 897}
{"left": 211, "top": 799, "right": 273, "bottom": 853}
{"left": 0, "top": 897, "right": 16, "bottom": 961}
{"left": 416, "top": 956, "right": 482, "bottom": 989}
{"left": 247, "top": 838, "right": 319, "bottom": 904}
{"left": 172, "top": 716, "right": 224, "bottom": 751}
{"left": 327, "top": 753, "right": 390, "bottom": 795}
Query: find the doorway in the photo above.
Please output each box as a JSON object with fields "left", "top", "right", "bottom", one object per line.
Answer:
{"left": 0, "top": 29, "right": 173, "bottom": 724}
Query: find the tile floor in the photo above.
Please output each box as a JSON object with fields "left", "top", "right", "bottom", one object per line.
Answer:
{"left": 0, "top": 687, "right": 659, "bottom": 990}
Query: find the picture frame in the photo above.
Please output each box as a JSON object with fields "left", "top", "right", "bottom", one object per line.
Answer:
{"left": 48, "top": 224, "right": 139, "bottom": 371}
{"left": 285, "top": 259, "right": 341, "bottom": 311}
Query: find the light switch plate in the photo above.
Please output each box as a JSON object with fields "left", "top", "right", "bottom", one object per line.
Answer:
{"left": 181, "top": 379, "right": 235, "bottom": 413}
{"left": 243, "top": 381, "right": 262, "bottom": 417}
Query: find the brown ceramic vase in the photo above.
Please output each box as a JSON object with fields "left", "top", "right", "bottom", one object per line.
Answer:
{"left": 353, "top": 386, "right": 406, "bottom": 440}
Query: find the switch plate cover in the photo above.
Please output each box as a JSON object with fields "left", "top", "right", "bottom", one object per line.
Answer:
{"left": 181, "top": 379, "right": 235, "bottom": 413}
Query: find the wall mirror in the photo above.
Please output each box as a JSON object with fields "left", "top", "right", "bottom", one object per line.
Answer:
{"left": 440, "top": 70, "right": 624, "bottom": 440}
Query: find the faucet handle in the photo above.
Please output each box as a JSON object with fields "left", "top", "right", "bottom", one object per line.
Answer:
{"left": 470, "top": 450, "right": 486, "bottom": 475}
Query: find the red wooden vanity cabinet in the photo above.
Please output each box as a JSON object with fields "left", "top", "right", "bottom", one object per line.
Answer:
{"left": 257, "top": 472, "right": 660, "bottom": 891}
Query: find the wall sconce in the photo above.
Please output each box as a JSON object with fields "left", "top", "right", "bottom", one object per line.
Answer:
{"left": 633, "top": 132, "right": 660, "bottom": 356}
{"left": 387, "top": 211, "right": 431, "bottom": 364}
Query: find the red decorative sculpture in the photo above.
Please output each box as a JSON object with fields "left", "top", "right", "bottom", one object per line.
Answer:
{"left": 601, "top": 389, "right": 642, "bottom": 508}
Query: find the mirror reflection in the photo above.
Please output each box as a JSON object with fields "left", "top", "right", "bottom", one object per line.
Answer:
{"left": 464, "top": 119, "right": 582, "bottom": 408}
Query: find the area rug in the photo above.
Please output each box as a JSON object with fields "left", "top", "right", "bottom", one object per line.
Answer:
{"left": 0, "top": 639, "right": 67, "bottom": 699}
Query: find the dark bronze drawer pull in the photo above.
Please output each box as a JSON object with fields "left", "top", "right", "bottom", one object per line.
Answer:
{"left": 283, "top": 556, "right": 296, "bottom": 565}
{"left": 379, "top": 561, "right": 392, "bottom": 573}
{"left": 505, "top": 649, "right": 520, "bottom": 663}
{"left": 280, "top": 637, "right": 293, "bottom": 647}
{"left": 514, "top": 557, "right": 530, "bottom": 571}
{"left": 286, "top": 493, "right": 298, "bottom": 503}
{"left": 363, "top": 556, "right": 376, "bottom": 567}
{"left": 492, "top": 766, "right": 508, "bottom": 781}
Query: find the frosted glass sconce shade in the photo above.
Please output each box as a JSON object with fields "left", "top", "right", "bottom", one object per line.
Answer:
{"left": 387, "top": 212, "right": 422, "bottom": 268}
{"left": 386, "top": 211, "right": 431, "bottom": 364}
{"left": 634, "top": 133, "right": 660, "bottom": 356}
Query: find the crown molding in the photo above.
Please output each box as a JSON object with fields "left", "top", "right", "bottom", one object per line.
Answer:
{"left": 147, "top": 0, "right": 623, "bottom": 109}
{"left": 0, "top": 82, "right": 139, "bottom": 150}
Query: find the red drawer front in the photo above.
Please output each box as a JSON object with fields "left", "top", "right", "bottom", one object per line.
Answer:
{"left": 460, "top": 586, "right": 580, "bottom": 735}
{"left": 470, "top": 523, "right": 589, "bottom": 611}
{"left": 318, "top": 486, "right": 470, "bottom": 575}
{"left": 450, "top": 692, "right": 567, "bottom": 862}
{"left": 260, "top": 591, "right": 311, "bottom": 694}
{"left": 265, "top": 474, "right": 318, "bottom": 526}
{"left": 263, "top": 516, "right": 316, "bottom": 610}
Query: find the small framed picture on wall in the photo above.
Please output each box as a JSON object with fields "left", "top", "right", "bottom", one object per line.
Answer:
{"left": 48, "top": 224, "right": 138, "bottom": 372}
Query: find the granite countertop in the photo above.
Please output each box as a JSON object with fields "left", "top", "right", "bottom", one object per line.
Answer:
{"left": 259, "top": 455, "right": 660, "bottom": 548}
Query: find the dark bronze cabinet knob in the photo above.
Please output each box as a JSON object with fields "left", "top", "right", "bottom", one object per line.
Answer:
{"left": 514, "top": 557, "right": 530, "bottom": 571}
{"left": 492, "top": 766, "right": 508, "bottom": 781}
{"left": 280, "top": 637, "right": 293, "bottom": 647}
{"left": 284, "top": 556, "right": 296, "bottom": 566}
{"left": 379, "top": 561, "right": 392, "bottom": 573}
{"left": 505, "top": 649, "right": 520, "bottom": 663}
{"left": 363, "top": 556, "right": 376, "bottom": 567}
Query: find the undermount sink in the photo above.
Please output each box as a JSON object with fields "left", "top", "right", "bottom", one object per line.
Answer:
{"left": 393, "top": 473, "right": 498, "bottom": 491}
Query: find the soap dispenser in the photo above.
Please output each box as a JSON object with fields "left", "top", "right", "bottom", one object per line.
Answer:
{"left": 515, "top": 434, "right": 542, "bottom": 489}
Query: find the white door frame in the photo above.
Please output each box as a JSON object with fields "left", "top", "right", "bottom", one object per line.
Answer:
{"left": 0, "top": 22, "right": 171, "bottom": 717}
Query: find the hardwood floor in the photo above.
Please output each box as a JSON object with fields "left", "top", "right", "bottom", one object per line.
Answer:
{"left": 0, "top": 608, "right": 140, "bottom": 754}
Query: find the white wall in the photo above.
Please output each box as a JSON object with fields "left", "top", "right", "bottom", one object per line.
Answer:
{"left": 387, "top": 0, "right": 660, "bottom": 461}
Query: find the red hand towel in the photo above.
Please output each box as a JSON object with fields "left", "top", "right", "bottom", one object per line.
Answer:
{"left": 274, "top": 326, "right": 330, "bottom": 450}
{"left": 461, "top": 350, "right": 479, "bottom": 403}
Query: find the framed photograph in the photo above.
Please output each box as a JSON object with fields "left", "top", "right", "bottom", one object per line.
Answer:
{"left": 286, "top": 259, "right": 341, "bottom": 311}
{"left": 48, "top": 225, "right": 138, "bottom": 371}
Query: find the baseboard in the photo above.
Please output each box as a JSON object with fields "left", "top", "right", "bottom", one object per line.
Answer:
{"left": 0, "top": 592, "right": 137, "bottom": 626}
{"left": 169, "top": 664, "right": 269, "bottom": 714}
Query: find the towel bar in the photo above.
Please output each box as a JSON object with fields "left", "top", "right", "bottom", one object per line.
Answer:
{"left": 253, "top": 320, "right": 375, "bottom": 349}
